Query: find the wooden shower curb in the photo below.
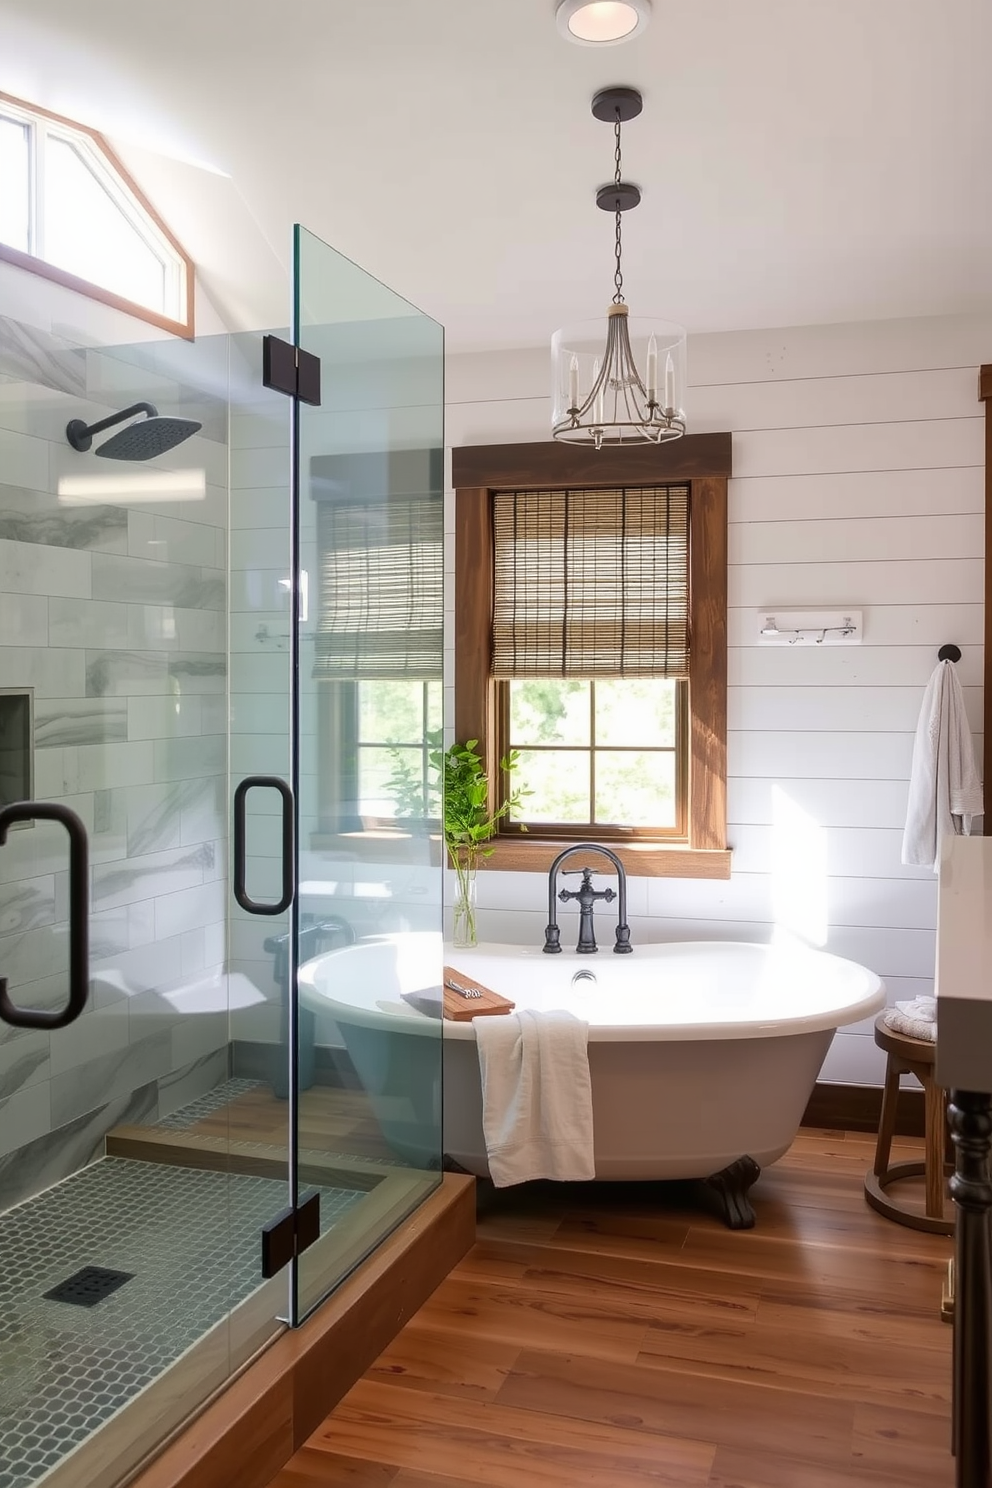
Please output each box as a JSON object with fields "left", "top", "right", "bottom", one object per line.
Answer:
{"left": 126, "top": 1173, "right": 476, "bottom": 1488}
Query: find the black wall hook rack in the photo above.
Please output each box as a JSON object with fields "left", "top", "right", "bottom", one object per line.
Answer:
{"left": 938, "top": 644, "right": 962, "bottom": 663}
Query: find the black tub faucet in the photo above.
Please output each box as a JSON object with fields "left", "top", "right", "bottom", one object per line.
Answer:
{"left": 543, "top": 842, "right": 632, "bottom": 954}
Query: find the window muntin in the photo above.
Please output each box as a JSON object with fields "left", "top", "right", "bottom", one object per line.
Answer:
{"left": 0, "top": 93, "right": 192, "bottom": 335}
{"left": 501, "top": 676, "right": 686, "bottom": 836}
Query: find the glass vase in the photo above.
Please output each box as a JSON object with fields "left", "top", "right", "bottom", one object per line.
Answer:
{"left": 451, "top": 858, "right": 478, "bottom": 949}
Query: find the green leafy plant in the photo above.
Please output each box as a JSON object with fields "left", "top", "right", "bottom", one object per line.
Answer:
{"left": 431, "top": 738, "right": 528, "bottom": 944}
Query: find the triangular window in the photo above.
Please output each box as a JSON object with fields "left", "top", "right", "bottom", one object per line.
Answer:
{"left": 0, "top": 92, "right": 193, "bottom": 337}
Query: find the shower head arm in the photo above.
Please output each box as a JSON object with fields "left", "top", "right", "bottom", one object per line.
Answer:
{"left": 66, "top": 402, "right": 159, "bottom": 453}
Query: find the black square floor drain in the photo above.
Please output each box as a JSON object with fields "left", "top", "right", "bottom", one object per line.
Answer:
{"left": 43, "top": 1266, "right": 134, "bottom": 1307}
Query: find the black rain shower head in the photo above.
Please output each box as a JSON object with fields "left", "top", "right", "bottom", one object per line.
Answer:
{"left": 66, "top": 402, "right": 202, "bottom": 461}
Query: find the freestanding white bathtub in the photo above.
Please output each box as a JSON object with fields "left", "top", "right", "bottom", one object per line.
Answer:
{"left": 299, "top": 933, "right": 884, "bottom": 1225}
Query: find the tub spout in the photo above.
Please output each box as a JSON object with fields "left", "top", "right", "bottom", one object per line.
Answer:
{"left": 543, "top": 843, "right": 633, "bottom": 955}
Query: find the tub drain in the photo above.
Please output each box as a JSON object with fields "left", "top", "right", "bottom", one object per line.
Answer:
{"left": 571, "top": 969, "right": 597, "bottom": 985}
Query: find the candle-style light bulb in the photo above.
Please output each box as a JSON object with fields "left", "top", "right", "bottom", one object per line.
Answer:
{"left": 592, "top": 358, "right": 604, "bottom": 427}
{"left": 646, "top": 334, "right": 658, "bottom": 404}
{"left": 664, "top": 352, "right": 676, "bottom": 413}
{"left": 568, "top": 354, "right": 579, "bottom": 411}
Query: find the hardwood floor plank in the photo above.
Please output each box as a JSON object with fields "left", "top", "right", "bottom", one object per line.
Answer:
{"left": 756, "top": 1278, "right": 952, "bottom": 1346}
{"left": 494, "top": 1348, "right": 857, "bottom": 1470}
{"left": 706, "top": 1445, "right": 926, "bottom": 1488}
{"left": 851, "top": 1402, "right": 955, "bottom": 1485}
{"left": 475, "top": 1244, "right": 762, "bottom": 1327}
{"left": 409, "top": 1274, "right": 651, "bottom": 1364}
{"left": 516, "top": 1259, "right": 759, "bottom": 1327}
{"left": 752, "top": 1173, "right": 954, "bottom": 1252}
{"left": 268, "top": 1447, "right": 398, "bottom": 1484}
{"left": 675, "top": 1225, "right": 949, "bottom": 1298}
{"left": 314, "top": 1378, "right": 715, "bottom": 1487}
{"left": 474, "top": 1209, "right": 563, "bottom": 1245}
{"left": 391, "top": 1472, "right": 511, "bottom": 1488}
{"left": 447, "top": 1243, "right": 528, "bottom": 1285}
{"left": 368, "top": 1327, "right": 523, "bottom": 1401}
{"left": 635, "top": 1312, "right": 951, "bottom": 1415}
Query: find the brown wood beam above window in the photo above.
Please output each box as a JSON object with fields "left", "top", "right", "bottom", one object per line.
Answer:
{"left": 452, "top": 432, "right": 732, "bottom": 491}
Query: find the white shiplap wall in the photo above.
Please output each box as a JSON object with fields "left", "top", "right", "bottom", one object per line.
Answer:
{"left": 444, "top": 312, "right": 989, "bottom": 1087}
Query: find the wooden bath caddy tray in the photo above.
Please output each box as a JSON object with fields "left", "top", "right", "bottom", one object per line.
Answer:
{"left": 442, "top": 965, "right": 515, "bottom": 1021}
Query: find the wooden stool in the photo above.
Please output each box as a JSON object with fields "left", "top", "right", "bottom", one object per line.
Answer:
{"left": 863, "top": 1013, "right": 954, "bottom": 1235}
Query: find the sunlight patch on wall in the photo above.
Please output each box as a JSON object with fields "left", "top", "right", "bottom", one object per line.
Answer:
{"left": 770, "top": 783, "right": 827, "bottom": 948}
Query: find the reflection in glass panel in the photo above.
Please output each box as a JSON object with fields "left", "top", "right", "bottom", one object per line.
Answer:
{"left": 509, "top": 678, "right": 589, "bottom": 746}
{"left": 513, "top": 748, "right": 590, "bottom": 822}
{"left": 0, "top": 117, "right": 30, "bottom": 251}
{"left": 357, "top": 679, "right": 441, "bottom": 820}
{"left": 45, "top": 137, "right": 166, "bottom": 312}
{"left": 596, "top": 750, "right": 677, "bottom": 827}
{"left": 595, "top": 678, "right": 676, "bottom": 747}
{"left": 294, "top": 223, "right": 444, "bottom": 1323}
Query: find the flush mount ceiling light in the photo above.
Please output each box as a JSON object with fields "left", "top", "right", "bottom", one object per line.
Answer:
{"left": 551, "top": 87, "right": 686, "bottom": 448}
{"left": 556, "top": 0, "right": 651, "bottom": 45}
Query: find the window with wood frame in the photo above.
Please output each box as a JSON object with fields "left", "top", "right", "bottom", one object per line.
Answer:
{"left": 453, "top": 437, "right": 732, "bottom": 879}
{"left": 0, "top": 92, "right": 194, "bottom": 338}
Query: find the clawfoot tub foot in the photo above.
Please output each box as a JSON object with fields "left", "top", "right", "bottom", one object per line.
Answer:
{"left": 696, "top": 1154, "right": 761, "bottom": 1229}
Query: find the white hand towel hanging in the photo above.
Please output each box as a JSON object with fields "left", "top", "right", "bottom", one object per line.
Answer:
{"left": 475, "top": 1008, "right": 595, "bottom": 1186}
{"left": 901, "top": 659, "right": 983, "bottom": 872}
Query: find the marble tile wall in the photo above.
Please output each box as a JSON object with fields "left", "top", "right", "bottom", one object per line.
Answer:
{"left": 0, "top": 316, "right": 232, "bottom": 1194}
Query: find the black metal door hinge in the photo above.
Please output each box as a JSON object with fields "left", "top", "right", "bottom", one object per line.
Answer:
{"left": 262, "top": 334, "right": 321, "bottom": 406}
{"left": 260, "top": 1188, "right": 321, "bottom": 1278}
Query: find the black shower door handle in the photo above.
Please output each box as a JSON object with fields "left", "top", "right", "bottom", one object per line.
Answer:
{"left": 0, "top": 802, "right": 89, "bottom": 1030}
{"left": 233, "top": 776, "right": 295, "bottom": 915}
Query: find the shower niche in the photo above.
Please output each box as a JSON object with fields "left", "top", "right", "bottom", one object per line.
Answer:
{"left": 0, "top": 688, "right": 32, "bottom": 814}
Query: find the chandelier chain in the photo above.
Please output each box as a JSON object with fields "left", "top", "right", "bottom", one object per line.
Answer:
{"left": 613, "top": 110, "right": 624, "bottom": 304}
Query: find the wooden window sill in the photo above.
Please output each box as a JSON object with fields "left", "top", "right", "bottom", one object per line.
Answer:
{"left": 308, "top": 832, "right": 731, "bottom": 879}
{"left": 481, "top": 838, "right": 732, "bottom": 879}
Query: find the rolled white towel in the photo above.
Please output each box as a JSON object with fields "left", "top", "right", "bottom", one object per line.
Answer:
{"left": 894, "top": 996, "right": 936, "bottom": 1023}
{"left": 884, "top": 1008, "right": 936, "bottom": 1042}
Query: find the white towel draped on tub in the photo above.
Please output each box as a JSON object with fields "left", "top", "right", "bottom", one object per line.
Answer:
{"left": 901, "top": 659, "right": 983, "bottom": 873}
{"left": 474, "top": 1008, "right": 595, "bottom": 1186}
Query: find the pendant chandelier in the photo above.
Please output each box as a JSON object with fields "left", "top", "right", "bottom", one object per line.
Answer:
{"left": 552, "top": 87, "right": 686, "bottom": 448}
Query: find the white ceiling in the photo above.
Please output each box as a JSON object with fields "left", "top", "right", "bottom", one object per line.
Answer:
{"left": 1, "top": 0, "right": 990, "bottom": 351}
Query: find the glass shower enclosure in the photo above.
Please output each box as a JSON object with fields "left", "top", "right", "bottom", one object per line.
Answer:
{"left": 0, "top": 219, "right": 444, "bottom": 1488}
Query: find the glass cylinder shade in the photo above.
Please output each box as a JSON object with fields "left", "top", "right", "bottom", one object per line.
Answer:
{"left": 551, "top": 310, "right": 687, "bottom": 447}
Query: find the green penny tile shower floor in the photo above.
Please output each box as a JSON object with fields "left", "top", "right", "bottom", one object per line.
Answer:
{"left": 0, "top": 1157, "right": 364, "bottom": 1488}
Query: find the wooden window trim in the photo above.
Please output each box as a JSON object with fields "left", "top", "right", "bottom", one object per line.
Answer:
{"left": 981, "top": 365, "right": 992, "bottom": 760}
{"left": 452, "top": 436, "right": 732, "bottom": 880}
{"left": 0, "top": 91, "right": 195, "bottom": 340}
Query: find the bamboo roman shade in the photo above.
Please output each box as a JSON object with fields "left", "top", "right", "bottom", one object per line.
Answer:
{"left": 311, "top": 451, "right": 443, "bottom": 681}
{"left": 491, "top": 485, "right": 689, "bottom": 678}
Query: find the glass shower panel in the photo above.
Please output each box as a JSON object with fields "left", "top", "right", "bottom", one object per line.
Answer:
{"left": 292, "top": 225, "right": 444, "bottom": 1321}
{"left": 0, "top": 301, "right": 289, "bottom": 1486}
